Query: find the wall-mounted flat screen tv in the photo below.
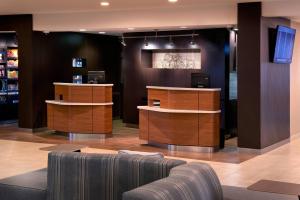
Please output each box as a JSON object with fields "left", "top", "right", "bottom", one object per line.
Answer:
{"left": 72, "top": 58, "right": 86, "bottom": 68}
{"left": 273, "top": 25, "right": 296, "bottom": 64}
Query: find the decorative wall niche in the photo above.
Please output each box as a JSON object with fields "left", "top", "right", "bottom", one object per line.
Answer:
{"left": 141, "top": 49, "right": 201, "bottom": 69}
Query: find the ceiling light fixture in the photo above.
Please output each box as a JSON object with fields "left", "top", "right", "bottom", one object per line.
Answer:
{"left": 100, "top": 1, "right": 110, "bottom": 6}
{"left": 99, "top": 32, "right": 106, "bottom": 34}
{"left": 127, "top": 27, "right": 135, "bottom": 31}
{"left": 168, "top": 0, "right": 178, "bottom": 3}
{"left": 180, "top": 26, "right": 187, "bottom": 29}
{"left": 79, "top": 29, "right": 86, "bottom": 32}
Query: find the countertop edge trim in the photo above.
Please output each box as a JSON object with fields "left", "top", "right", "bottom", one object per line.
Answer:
{"left": 53, "top": 82, "right": 114, "bottom": 87}
{"left": 137, "top": 106, "right": 221, "bottom": 114}
{"left": 46, "top": 100, "right": 114, "bottom": 106}
{"left": 146, "top": 86, "right": 221, "bottom": 91}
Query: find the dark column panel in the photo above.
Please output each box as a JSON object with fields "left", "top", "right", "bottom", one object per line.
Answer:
{"left": 238, "top": 3, "right": 291, "bottom": 149}
{"left": 237, "top": 3, "right": 262, "bottom": 149}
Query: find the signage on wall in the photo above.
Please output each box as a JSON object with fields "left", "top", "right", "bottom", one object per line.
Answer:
{"left": 152, "top": 52, "right": 201, "bottom": 69}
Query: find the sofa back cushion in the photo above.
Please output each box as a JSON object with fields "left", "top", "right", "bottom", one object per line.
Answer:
{"left": 47, "top": 152, "right": 186, "bottom": 200}
{"left": 122, "top": 162, "right": 223, "bottom": 200}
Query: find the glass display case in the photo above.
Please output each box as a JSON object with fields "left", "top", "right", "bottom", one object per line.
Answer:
{"left": 0, "top": 47, "right": 19, "bottom": 105}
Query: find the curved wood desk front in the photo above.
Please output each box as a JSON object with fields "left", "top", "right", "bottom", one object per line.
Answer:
{"left": 138, "top": 86, "right": 221, "bottom": 148}
{"left": 46, "top": 83, "right": 113, "bottom": 134}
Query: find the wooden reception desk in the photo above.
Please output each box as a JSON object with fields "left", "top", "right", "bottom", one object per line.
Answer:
{"left": 46, "top": 83, "right": 113, "bottom": 135}
{"left": 138, "top": 86, "right": 221, "bottom": 151}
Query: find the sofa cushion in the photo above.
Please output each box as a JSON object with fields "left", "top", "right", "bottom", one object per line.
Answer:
{"left": 0, "top": 168, "right": 47, "bottom": 200}
{"left": 118, "top": 150, "right": 164, "bottom": 158}
{"left": 122, "top": 162, "right": 223, "bottom": 200}
{"left": 47, "top": 152, "right": 186, "bottom": 200}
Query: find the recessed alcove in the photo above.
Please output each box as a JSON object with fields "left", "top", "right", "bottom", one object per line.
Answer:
{"left": 141, "top": 49, "right": 201, "bottom": 69}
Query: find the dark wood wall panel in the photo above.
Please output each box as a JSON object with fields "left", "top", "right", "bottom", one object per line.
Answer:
{"left": 122, "top": 29, "right": 230, "bottom": 126}
{"left": 237, "top": 3, "right": 290, "bottom": 149}
{"left": 260, "top": 17, "right": 290, "bottom": 148}
{"left": 237, "top": 2, "right": 262, "bottom": 149}
{"left": 33, "top": 32, "right": 122, "bottom": 128}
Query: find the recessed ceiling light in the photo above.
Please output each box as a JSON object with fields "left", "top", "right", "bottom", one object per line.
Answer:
{"left": 79, "top": 29, "right": 86, "bottom": 32}
{"left": 127, "top": 27, "right": 135, "bottom": 30}
{"left": 100, "top": 1, "right": 110, "bottom": 6}
{"left": 99, "top": 32, "right": 106, "bottom": 34}
{"left": 168, "top": 0, "right": 178, "bottom": 3}
{"left": 180, "top": 26, "right": 187, "bottom": 29}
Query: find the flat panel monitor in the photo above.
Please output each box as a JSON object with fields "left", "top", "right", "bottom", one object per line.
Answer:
{"left": 72, "top": 58, "right": 86, "bottom": 68}
{"left": 88, "top": 71, "right": 105, "bottom": 84}
{"left": 273, "top": 25, "right": 296, "bottom": 64}
{"left": 191, "top": 73, "right": 210, "bottom": 88}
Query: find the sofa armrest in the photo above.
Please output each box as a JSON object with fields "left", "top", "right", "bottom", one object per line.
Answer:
{"left": 123, "top": 162, "right": 223, "bottom": 200}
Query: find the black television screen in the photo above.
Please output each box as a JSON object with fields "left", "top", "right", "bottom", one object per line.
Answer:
{"left": 273, "top": 25, "right": 296, "bottom": 64}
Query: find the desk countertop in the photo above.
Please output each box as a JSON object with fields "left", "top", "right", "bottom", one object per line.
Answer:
{"left": 146, "top": 86, "right": 221, "bottom": 92}
{"left": 54, "top": 82, "right": 113, "bottom": 87}
{"left": 137, "top": 106, "right": 221, "bottom": 114}
{"left": 46, "top": 100, "right": 113, "bottom": 106}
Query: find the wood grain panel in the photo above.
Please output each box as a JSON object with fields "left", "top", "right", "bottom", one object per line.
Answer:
{"left": 168, "top": 90, "right": 199, "bottom": 110}
{"left": 148, "top": 111, "right": 199, "bottom": 146}
{"left": 55, "top": 85, "right": 69, "bottom": 101}
{"left": 47, "top": 104, "right": 54, "bottom": 129}
{"left": 53, "top": 105, "right": 69, "bottom": 132}
{"left": 93, "top": 87, "right": 112, "bottom": 103}
{"left": 69, "top": 106, "right": 93, "bottom": 133}
{"left": 139, "top": 110, "right": 149, "bottom": 140}
{"left": 93, "top": 105, "right": 112, "bottom": 134}
{"left": 198, "top": 91, "right": 220, "bottom": 111}
{"left": 198, "top": 113, "right": 220, "bottom": 147}
{"left": 148, "top": 89, "right": 169, "bottom": 107}
{"left": 69, "top": 86, "right": 93, "bottom": 103}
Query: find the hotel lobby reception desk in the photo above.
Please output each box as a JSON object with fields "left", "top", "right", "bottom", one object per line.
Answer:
{"left": 46, "top": 83, "right": 113, "bottom": 135}
{"left": 138, "top": 86, "right": 221, "bottom": 151}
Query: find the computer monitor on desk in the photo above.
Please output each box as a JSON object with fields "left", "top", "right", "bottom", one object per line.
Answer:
{"left": 88, "top": 71, "right": 105, "bottom": 84}
{"left": 191, "top": 73, "right": 210, "bottom": 88}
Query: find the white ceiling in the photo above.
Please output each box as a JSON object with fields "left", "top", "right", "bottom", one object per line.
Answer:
{"left": 0, "top": 0, "right": 299, "bottom": 33}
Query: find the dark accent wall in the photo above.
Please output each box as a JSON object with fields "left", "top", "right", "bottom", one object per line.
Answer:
{"left": 33, "top": 32, "right": 122, "bottom": 128}
{"left": 0, "top": 15, "right": 34, "bottom": 128}
{"left": 122, "top": 29, "right": 230, "bottom": 128}
{"left": 237, "top": 3, "right": 262, "bottom": 149}
{"left": 260, "top": 17, "right": 290, "bottom": 148}
{"left": 238, "top": 2, "right": 290, "bottom": 149}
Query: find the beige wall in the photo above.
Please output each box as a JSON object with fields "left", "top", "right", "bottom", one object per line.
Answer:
{"left": 33, "top": 3, "right": 237, "bottom": 31}
{"left": 291, "top": 21, "right": 300, "bottom": 135}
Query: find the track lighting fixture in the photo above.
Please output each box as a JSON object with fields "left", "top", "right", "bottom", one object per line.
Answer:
{"left": 190, "top": 31, "right": 196, "bottom": 46}
{"left": 121, "top": 35, "right": 126, "bottom": 47}
{"left": 144, "top": 36, "right": 149, "bottom": 47}
{"left": 169, "top": 36, "right": 174, "bottom": 46}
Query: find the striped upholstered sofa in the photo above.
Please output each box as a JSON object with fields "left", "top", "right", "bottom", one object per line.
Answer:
{"left": 0, "top": 151, "right": 223, "bottom": 200}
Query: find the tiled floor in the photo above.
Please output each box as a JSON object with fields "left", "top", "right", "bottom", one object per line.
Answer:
{"left": 0, "top": 121, "right": 256, "bottom": 164}
{"left": 0, "top": 122, "right": 299, "bottom": 188}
